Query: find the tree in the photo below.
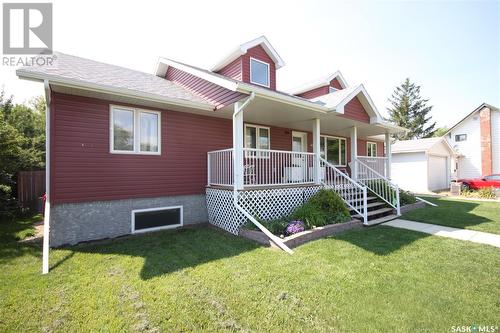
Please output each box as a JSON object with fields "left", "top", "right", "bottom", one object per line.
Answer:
{"left": 387, "top": 78, "right": 436, "bottom": 140}
{"left": 433, "top": 127, "right": 449, "bottom": 137}
{"left": 0, "top": 90, "right": 46, "bottom": 217}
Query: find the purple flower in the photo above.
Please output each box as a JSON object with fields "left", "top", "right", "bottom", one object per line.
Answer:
{"left": 285, "top": 220, "right": 305, "bottom": 235}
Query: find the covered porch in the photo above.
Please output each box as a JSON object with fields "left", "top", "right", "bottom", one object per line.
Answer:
{"left": 205, "top": 91, "right": 405, "bottom": 251}
{"left": 206, "top": 92, "right": 398, "bottom": 189}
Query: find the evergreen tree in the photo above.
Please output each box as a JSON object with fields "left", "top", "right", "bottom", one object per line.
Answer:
{"left": 387, "top": 78, "right": 436, "bottom": 140}
{"left": 433, "top": 126, "right": 449, "bottom": 137}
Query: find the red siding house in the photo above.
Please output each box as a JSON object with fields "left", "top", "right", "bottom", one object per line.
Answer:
{"left": 17, "top": 36, "right": 407, "bottom": 256}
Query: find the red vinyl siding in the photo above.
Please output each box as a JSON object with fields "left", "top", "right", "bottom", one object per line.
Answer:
{"left": 50, "top": 92, "right": 383, "bottom": 204}
{"left": 340, "top": 97, "right": 370, "bottom": 123}
{"left": 297, "top": 86, "right": 329, "bottom": 99}
{"left": 296, "top": 77, "right": 344, "bottom": 99}
{"left": 166, "top": 67, "right": 245, "bottom": 109}
{"left": 216, "top": 58, "right": 242, "bottom": 81}
{"left": 50, "top": 92, "right": 233, "bottom": 204}
{"left": 357, "top": 139, "right": 385, "bottom": 157}
{"left": 330, "top": 78, "right": 343, "bottom": 90}
{"left": 242, "top": 45, "right": 277, "bottom": 90}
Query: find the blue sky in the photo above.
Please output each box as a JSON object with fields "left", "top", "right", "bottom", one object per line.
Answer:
{"left": 1, "top": 0, "right": 498, "bottom": 128}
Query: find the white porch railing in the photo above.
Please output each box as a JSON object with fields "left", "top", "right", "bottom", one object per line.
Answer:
{"left": 207, "top": 148, "right": 316, "bottom": 187}
{"left": 357, "top": 156, "right": 387, "bottom": 178}
{"left": 243, "top": 148, "right": 316, "bottom": 186}
{"left": 355, "top": 158, "right": 400, "bottom": 215}
{"left": 320, "top": 158, "right": 368, "bottom": 223}
{"left": 207, "top": 149, "right": 233, "bottom": 186}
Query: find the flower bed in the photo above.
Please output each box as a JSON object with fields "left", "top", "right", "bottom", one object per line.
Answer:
{"left": 240, "top": 219, "right": 362, "bottom": 249}
{"left": 243, "top": 189, "right": 352, "bottom": 237}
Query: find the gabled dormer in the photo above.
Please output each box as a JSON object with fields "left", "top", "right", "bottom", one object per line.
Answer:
{"left": 290, "top": 72, "right": 348, "bottom": 99}
{"left": 211, "top": 36, "right": 285, "bottom": 91}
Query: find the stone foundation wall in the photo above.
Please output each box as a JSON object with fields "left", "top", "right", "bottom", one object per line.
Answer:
{"left": 50, "top": 194, "right": 207, "bottom": 247}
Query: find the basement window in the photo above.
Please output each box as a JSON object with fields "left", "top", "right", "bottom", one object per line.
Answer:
{"left": 455, "top": 134, "right": 467, "bottom": 142}
{"left": 249, "top": 58, "right": 270, "bottom": 87}
{"left": 132, "top": 206, "right": 183, "bottom": 233}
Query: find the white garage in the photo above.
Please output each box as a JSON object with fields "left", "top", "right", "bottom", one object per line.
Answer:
{"left": 391, "top": 137, "right": 456, "bottom": 193}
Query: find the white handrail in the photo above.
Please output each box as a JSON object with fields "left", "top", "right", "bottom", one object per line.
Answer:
{"left": 355, "top": 158, "right": 401, "bottom": 215}
{"left": 320, "top": 158, "right": 368, "bottom": 224}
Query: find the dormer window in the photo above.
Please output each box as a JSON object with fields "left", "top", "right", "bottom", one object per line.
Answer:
{"left": 329, "top": 87, "right": 338, "bottom": 93}
{"left": 249, "top": 58, "right": 270, "bottom": 87}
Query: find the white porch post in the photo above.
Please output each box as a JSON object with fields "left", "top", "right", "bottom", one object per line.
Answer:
{"left": 312, "top": 118, "right": 321, "bottom": 184}
{"left": 233, "top": 101, "right": 244, "bottom": 190}
{"left": 350, "top": 126, "right": 358, "bottom": 180}
{"left": 385, "top": 132, "right": 391, "bottom": 179}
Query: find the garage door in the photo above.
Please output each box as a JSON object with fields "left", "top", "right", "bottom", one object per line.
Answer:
{"left": 428, "top": 155, "right": 448, "bottom": 191}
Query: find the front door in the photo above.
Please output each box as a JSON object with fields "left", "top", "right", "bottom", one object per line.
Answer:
{"left": 292, "top": 131, "right": 307, "bottom": 153}
{"left": 288, "top": 132, "right": 308, "bottom": 182}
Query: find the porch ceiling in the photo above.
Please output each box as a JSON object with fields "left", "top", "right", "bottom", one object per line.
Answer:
{"left": 218, "top": 95, "right": 398, "bottom": 138}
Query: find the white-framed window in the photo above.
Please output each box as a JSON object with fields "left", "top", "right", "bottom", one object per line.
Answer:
{"left": 110, "top": 105, "right": 161, "bottom": 155}
{"left": 320, "top": 135, "right": 347, "bottom": 166}
{"left": 245, "top": 124, "right": 270, "bottom": 157}
{"left": 131, "top": 206, "right": 183, "bottom": 234}
{"left": 249, "top": 57, "right": 270, "bottom": 87}
{"left": 366, "top": 142, "right": 377, "bottom": 157}
{"left": 455, "top": 134, "right": 467, "bottom": 142}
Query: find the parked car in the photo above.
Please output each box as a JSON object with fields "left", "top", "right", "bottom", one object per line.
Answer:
{"left": 458, "top": 174, "right": 500, "bottom": 190}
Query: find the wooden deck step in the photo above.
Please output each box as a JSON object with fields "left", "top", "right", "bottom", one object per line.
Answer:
{"left": 364, "top": 214, "right": 399, "bottom": 226}
{"left": 349, "top": 201, "right": 386, "bottom": 211}
{"left": 348, "top": 196, "right": 378, "bottom": 202}
{"left": 354, "top": 207, "right": 394, "bottom": 219}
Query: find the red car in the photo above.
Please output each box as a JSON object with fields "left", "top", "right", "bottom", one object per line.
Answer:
{"left": 458, "top": 174, "right": 500, "bottom": 190}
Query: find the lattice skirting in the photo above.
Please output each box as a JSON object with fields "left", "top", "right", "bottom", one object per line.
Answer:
{"left": 206, "top": 186, "right": 322, "bottom": 235}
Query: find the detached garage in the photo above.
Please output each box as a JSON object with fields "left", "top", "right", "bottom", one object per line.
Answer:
{"left": 391, "top": 137, "right": 456, "bottom": 193}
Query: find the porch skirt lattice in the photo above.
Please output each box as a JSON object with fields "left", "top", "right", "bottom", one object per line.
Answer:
{"left": 206, "top": 186, "right": 322, "bottom": 235}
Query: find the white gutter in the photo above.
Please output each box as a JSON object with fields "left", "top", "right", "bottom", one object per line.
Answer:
{"left": 42, "top": 80, "right": 51, "bottom": 274}
{"left": 236, "top": 82, "right": 331, "bottom": 114}
{"left": 16, "top": 70, "right": 214, "bottom": 112}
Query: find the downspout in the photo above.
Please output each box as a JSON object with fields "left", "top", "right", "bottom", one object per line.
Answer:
{"left": 42, "top": 80, "right": 51, "bottom": 274}
{"left": 231, "top": 92, "right": 293, "bottom": 254}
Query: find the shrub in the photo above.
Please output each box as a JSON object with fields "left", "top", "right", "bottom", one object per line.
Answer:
{"left": 476, "top": 187, "right": 496, "bottom": 199}
{"left": 399, "top": 189, "right": 417, "bottom": 205}
{"left": 244, "top": 189, "right": 352, "bottom": 236}
{"left": 460, "top": 187, "right": 496, "bottom": 199}
{"left": 308, "top": 189, "right": 351, "bottom": 223}
{"left": 291, "top": 202, "right": 328, "bottom": 228}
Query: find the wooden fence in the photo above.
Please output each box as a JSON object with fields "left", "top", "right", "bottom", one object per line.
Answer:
{"left": 17, "top": 171, "right": 46, "bottom": 211}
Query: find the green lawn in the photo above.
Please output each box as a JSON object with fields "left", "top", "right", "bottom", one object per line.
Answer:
{"left": 0, "top": 215, "right": 499, "bottom": 332}
{"left": 402, "top": 196, "right": 500, "bottom": 235}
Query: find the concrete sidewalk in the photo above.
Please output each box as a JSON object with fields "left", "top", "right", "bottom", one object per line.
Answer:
{"left": 383, "top": 219, "right": 500, "bottom": 248}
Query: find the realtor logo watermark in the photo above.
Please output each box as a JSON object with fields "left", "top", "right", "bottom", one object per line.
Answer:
{"left": 2, "top": 3, "right": 55, "bottom": 66}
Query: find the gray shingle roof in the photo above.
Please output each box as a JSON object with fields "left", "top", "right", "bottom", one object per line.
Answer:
{"left": 16, "top": 52, "right": 210, "bottom": 106}
{"left": 310, "top": 85, "right": 359, "bottom": 108}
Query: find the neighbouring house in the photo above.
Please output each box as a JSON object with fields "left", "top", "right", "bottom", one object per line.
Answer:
{"left": 444, "top": 103, "right": 500, "bottom": 179}
{"left": 17, "top": 36, "right": 407, "bottom": 252}
{"left": 391, "top": 137, "right": 456, "bottom": 193}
